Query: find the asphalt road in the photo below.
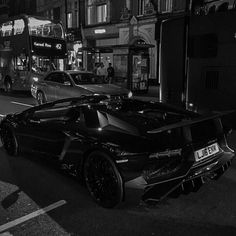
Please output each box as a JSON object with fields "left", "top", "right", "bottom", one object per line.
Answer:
{"left": 0, "top": 91, "right": 236, "bottom": 236}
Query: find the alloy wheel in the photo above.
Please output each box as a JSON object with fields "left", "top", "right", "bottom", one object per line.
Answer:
{"left": 84, "top": 151, "right": 123, "bottom": 208}
{"left": 1, "top": 126, "right": 18, "bottom": 156}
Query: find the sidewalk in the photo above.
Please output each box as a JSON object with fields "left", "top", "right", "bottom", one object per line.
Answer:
{"left": 133, "top": 85, "right": 160, "bottom": 102}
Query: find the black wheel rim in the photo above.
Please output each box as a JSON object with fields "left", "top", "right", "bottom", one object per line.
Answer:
{"left": 84, "top": 155, "right": 121, "bottom": 208}
{"left": 1, "top": 127, "right": 17, "bottom": 155}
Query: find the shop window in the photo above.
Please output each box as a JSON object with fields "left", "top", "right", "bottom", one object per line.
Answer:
{"left": 67, "top": 12, "right": 73, "bottom": 28}
{"left": 189, "top": 33, "right": 218, "bottom": 58}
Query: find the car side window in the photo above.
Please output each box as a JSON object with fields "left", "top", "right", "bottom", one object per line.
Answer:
{"left": 45, "top": 72, "right": 64, "bottom": 84}
{"left": 30, "top": 106, "right": 79, "bottom": 122}
{"left": 62, "top": 73, "right": 72, "bottom": 86}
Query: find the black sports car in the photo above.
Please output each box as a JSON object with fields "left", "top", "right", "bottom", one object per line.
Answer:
{"left": 0, "top": 95, "right": 234, "bottom": 208}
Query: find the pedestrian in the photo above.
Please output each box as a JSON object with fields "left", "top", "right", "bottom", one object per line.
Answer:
{"left": 107, "top": 63, "right": 115, "bottom": 84}
{"left": 78, "top": 62, "right": 85, "bottom": 71}
{"left": 93, "top": 62, "right": 99, "bottom": 75}
{"left": 97, "top": 63, "right": 107, "bottom": 81}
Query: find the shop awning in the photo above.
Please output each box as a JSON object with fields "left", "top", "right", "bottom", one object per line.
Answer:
{"left": 80, "top": 43, "right": 155, "bottom": 53}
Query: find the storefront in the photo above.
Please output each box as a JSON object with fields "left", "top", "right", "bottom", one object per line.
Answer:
{"left": 82, "top": 16, "right": 157, "bottom": 93}
{"left": 66, "top": 28, "right": 83, "bottom": 70}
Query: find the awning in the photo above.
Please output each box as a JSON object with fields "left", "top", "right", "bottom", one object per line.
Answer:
{"left": 80, "top": 43, "right": 155, "bottom": 53}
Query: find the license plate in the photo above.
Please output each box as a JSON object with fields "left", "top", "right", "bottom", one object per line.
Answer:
{"left": 194, "top": 143, "right": 219, "bottom": 162}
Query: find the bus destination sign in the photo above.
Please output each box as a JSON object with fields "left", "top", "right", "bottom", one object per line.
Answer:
{"left": 31, "top": 36, "right": 66, "bottom": 58}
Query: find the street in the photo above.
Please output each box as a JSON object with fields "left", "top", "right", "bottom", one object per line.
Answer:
{"left": 0, "top": 91, "right": 236, "bottom": 236}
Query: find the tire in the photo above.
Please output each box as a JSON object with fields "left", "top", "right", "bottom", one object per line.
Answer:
{"left": 4, "top": 79, "right": 12, "bottom": 93}
{"left": 0, "top": 125, "right": 19, "bottom": 156}
{"left": 36, "top": 91, "right": 46, "bottom": 105}
{"left": 84, "top": 151, "right": 124, "bottom": 208}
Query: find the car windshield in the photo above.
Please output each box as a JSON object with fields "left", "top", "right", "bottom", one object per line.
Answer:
{"left": 70, "top": 73, "right": 107, "bottom": 85}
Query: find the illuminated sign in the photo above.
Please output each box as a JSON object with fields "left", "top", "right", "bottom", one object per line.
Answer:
{"left": 34, "top": 42, "right": 52, "bottom": 48}
{"left": 33, "top": 41, "right": 63, "bottom": 50}
{"left": 31, "top": 36, "right": 66, "bottom": 58}
{"left": 94, "top": 29, "right": 106, "bottom": 34}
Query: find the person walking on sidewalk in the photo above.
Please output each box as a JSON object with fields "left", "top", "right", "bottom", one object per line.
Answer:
{"left": 107, "top": 63, "right": 115, "bottom": 84}
{"left": 97, "top": 63, "right": 107, "bottom": 81}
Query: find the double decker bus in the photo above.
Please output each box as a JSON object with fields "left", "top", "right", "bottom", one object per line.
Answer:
{"left": 0, "top": 14, "right": 67, "bottom": 92}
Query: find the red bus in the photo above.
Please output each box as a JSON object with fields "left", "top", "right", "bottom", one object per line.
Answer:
{"left": 0, "top": 14, "right": 67, "bottom": 92}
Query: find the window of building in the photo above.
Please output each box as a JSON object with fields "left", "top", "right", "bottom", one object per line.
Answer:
{"left": 159, "top": 0, "right": 172, "bottom": 13}
{"left": 86, "top": 0, "right": 108, "bottom": 25}
{"left": 97, "top": 4, "right": 107, "bottom": 23}
{"left": 75, "top": 10, "right": 79, "bottom": 27}
{"left": 138, "top": 0, "right": 149, "bottom": 15}
{"left": 67, "top": 12, "right": 73, "bottom": 28}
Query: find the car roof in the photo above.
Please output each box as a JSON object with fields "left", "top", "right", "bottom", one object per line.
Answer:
{"left": 50, "top": 70, "right": 94, "bottom": 74}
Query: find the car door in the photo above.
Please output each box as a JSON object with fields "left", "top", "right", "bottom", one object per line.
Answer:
{"left": 55, "top": 72, "right": 81, "bottom": 99}
{"left": 42, "top": 72, "right": 59, "bottom": 101}
{"left": 18, "top": 108, "right": 66, "bottom": 157}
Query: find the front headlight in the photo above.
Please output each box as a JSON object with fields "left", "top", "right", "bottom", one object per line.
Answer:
{"left": 128, "top": 91, "right": 133, "bottom": 98}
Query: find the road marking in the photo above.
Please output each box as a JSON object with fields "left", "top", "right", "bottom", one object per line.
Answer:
{"left": 0, "top": 114, "right": 5, "bottom": 117}
{"left": 11, "top": 101, "right": 33, "bottom": 107}
{"left": 0, "top": 200, "right": 66, "bottom": 233}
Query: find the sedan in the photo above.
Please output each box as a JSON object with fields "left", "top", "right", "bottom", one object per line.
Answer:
{"left": 0, "top": 95, "right": 234, "bottom": 208}
{"left": 31, "top": 70, "right": 133, "bottom": 104}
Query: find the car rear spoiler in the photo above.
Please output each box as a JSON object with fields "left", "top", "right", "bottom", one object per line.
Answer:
{"left": 147, "top": 110, "right": 234, "bottom": 134}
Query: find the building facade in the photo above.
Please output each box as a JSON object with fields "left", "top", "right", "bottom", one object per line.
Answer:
{"left": 0, "top": 0, "right": 37, "bottom": 20}
{"left": 81, "top": 0, "right": 159, "bottom": 91}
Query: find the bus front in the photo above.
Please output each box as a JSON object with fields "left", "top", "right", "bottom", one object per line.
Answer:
{"left": 28, "top": 16, "right": 67, "bottom": 80}
{"left": 0, "top": 15, "right": 67, "bottom": 92}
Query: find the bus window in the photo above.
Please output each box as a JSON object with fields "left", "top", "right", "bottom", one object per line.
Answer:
{"left": 0, "top": 21, "right": 13, "bottom": 37}
{"left": 28, "top": 17, "right": 64, "bottom": 39}
{"left": 13, "top": 19, "right": 25, "bottom": 35}
{"left": 14, "top": 56, "right": 29, "bottom": 71}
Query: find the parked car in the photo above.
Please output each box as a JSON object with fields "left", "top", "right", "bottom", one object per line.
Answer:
{"left": 31, "top": 70, "right": 132, "bottom": 104}
{"left": 0, "top": 95, "right": 234, "bottom": 208}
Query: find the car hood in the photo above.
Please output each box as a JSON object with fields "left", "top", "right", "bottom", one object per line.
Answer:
{"left": 76, "top": 84, "right": 129, "bottom": 95}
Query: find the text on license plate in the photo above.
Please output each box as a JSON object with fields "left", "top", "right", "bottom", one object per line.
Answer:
{"left": 194, "top": 143, "right": 219, "bottom": 162}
